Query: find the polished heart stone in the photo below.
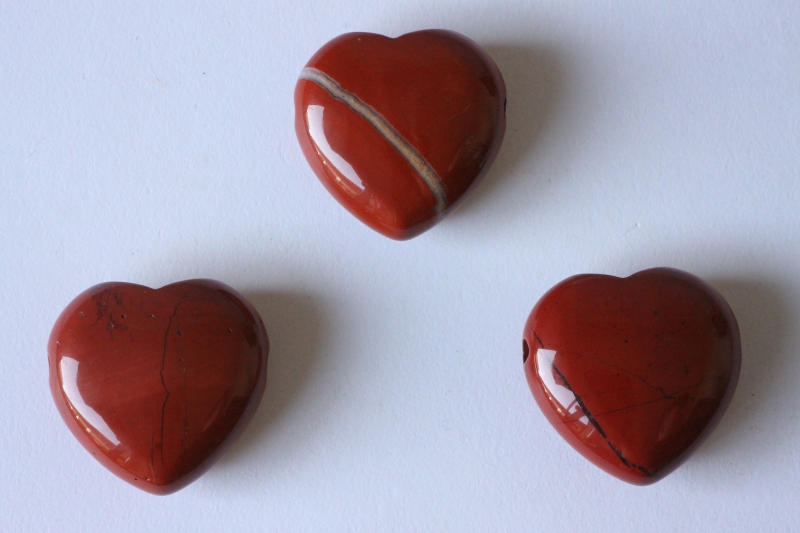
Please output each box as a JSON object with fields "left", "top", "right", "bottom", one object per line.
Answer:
{"left": 522, "top": 268, "right": 741, "bottom": 485}
{"left": 48, "top": 280, "right": 268, "bottom": 494}
{"left": 294, "top": 30, "right": 506, "bottom": 240}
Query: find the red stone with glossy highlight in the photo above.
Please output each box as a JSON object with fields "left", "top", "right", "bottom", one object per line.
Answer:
{"left": 523, "top": 268, "right": 740, "bottom": 485}
{"left": 295, "top": 30, "right": 506, "bottom": 240}
{"left": 48, "top": 280, "right": 268, "bottom": 494}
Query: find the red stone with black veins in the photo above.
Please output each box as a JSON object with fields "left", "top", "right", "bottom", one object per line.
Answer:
{"left": 48, "top": 280, "right": 268, "bottom": 495}
{"left": 295, "top": 29, "right": 506, "bottom": 240}
{"left": 522, "top": 268, "right": 741, "bottom": 485}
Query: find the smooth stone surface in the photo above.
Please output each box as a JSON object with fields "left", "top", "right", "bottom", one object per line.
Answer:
{"left": 48, "top": 280, "right": 269, "bottom": 495}
{"left": 522, "top": 268, "right": 741, "bottom": 485}
{"left": 295, "top": 30, "right": 506, "bottom": 240}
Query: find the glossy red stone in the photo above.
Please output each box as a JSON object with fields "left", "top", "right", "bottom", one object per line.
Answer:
{"left": 295, "top": 30, "right": 506, "bottom": 240}
{"left": 48, "top": 280, "right": 268, "bottom": 495}
{"left": 523, "top": 268, "right": 741, "bottom": 485}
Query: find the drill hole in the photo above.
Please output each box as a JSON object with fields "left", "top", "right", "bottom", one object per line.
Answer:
{"left": 522, "top": 339, "right": 530, "bottom": 363}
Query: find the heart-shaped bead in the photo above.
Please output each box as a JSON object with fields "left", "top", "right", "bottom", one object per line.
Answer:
{"left": 522, "top": 268, "right": 741, "bottom": 485}
{"left": 294, "top": 30, "right": 506, "bottom": 240}
{"left": 48, "top": 280, "right": 268, "bottom": 494}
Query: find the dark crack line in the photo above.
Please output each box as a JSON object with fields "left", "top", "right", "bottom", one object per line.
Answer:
{"left": 550, "top": 363, "right": 606, "bottom": 440}
{"left": 180, "top": 378, "right": 188, "bottom": 477}
{"left": 550, "top": 361, "right": 653, "bottom": 477}
{"left": 157, "top": 301, "right": 182, "bottom": 476}
{"left": 533, "top": 331, "right": 545, "bottom": 349}
{"left": 534, "top": 330, "right": 655, "bottom": 476}
{"left": 176, "top": 313, "right": 188, "bottom": 478}
{"left": 150, "top": 434, "right": 156, "bottom": 484}
{"left": 554, "top": 347, "right": 727, "bottom": 413}
{"left": 589, "top": 374, "right": 726, "bottom": 419}
{"left": 533, "top": 329, "right": 719, "bottom": 408}
{"left": 574, "top": 350, "right": 678, "bottom": 401}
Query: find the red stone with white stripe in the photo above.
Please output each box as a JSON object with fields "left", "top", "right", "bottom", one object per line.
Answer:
{"left": 295, "top": 30, "right": 506, "bottom": 240}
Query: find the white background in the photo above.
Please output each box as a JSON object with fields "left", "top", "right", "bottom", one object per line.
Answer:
{"left": 2, "top": 1, "right": 799, "bottom": 531}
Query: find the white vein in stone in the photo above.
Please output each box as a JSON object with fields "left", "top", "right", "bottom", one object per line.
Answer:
{"left": 300, "top": 67, "right": 448, "bottom": 214}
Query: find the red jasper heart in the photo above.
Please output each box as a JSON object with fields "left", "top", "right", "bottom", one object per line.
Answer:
{"left": 294, "top": 30, "right": 506, "bottom": 240}
{"left": 522, "top": 268, "right": 741, "bottom": 485}
{"left": 48, "top": 280, "right": 268, "bottom": 495}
